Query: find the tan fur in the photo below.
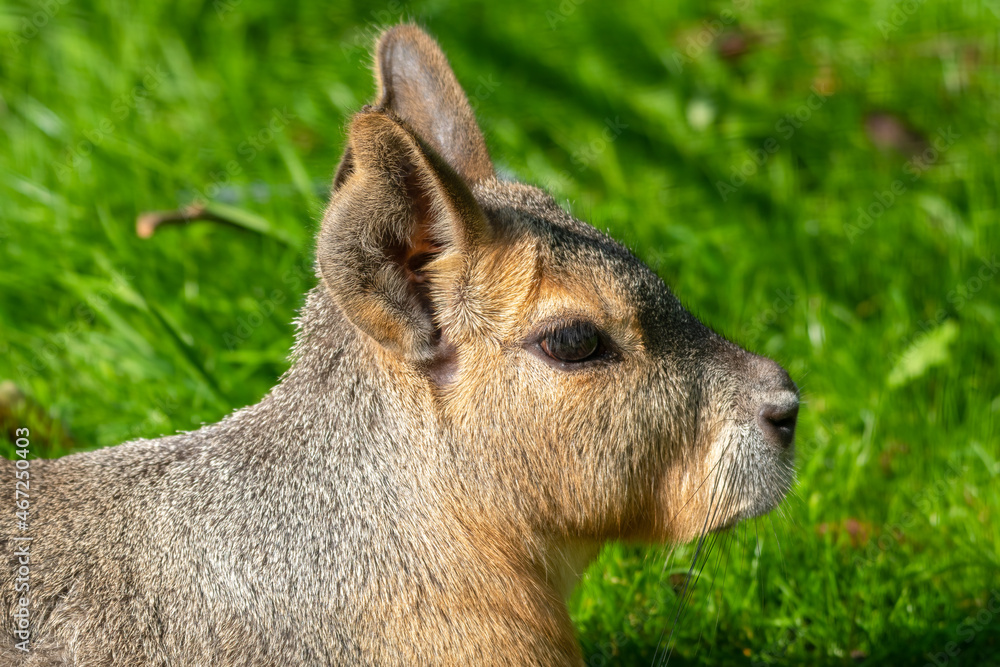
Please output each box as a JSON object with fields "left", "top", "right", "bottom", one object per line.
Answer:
{"left": 1, "top": 24, "right": 797, "bottom": 665}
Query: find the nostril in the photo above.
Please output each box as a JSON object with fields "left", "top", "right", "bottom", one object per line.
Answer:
{"left": 762, "top": 404, "right": 798, "bottom": 430}
{"left": 758, "top": 402, "right": 799, "bottom": 448}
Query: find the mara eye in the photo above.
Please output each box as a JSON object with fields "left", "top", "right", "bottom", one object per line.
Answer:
{"left": 539, "top": 321, "right": 604, "bottom": 364}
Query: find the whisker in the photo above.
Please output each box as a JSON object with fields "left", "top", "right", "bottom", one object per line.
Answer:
{"left": 767, "top": 514, "right": 787, "bottom": 581}
{"left": 659, "top": 444, "right": 746, "bottom": 666}
{"left": 665, "top": 437, "right": 736, "bottom": 526}
{"left": 652, "top": 449, "right": 735, "bottom": 666}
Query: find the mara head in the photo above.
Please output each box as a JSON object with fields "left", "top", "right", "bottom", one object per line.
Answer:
{"left": 315, "top": 24, "right": 798, "bottom": 550}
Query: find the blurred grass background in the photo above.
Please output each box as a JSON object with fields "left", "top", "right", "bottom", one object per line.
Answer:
{"left": 1, "top": 0, "right": 999, "bottom": 664}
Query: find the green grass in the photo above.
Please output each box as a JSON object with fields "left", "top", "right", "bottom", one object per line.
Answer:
{"left": 2, "top": 0, "right": 999, "bottom": 664}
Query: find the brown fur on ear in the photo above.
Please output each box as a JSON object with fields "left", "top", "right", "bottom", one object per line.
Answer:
{"left": 375, "top": 24, "right": 494, "bottom": 184}
{"left": 332, "top": 145, "right": 354, "bottom": 191}
{"left": 317, "top": 109, "right": 491, "bottom": 362}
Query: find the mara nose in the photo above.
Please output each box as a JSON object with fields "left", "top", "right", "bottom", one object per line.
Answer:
{"left": 747, "top": 355, "right": 800, "bottom": 448}
{"left": 758, "top": 398, "right": 799, "bottom": 449}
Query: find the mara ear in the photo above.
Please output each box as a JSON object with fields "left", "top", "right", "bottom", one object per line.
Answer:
{"left": 331, "top": 25, "right": 491, "bottom": 205}
{"left": 318, "top": 109, "right": 491, "bottom": 363}
{"left": 371, "top": 23, "right": 494, "bottom": 185}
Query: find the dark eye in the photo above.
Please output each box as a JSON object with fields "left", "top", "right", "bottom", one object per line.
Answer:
{"left": 539, "top": 321, "right": 604, "bottom": 363}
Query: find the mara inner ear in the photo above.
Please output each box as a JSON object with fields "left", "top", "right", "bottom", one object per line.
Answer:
{"left": 318, "top": 110, "right": 490, "bottom": 363}
{"left": 373, "top": 24, "right": 494, "bottom": 184}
